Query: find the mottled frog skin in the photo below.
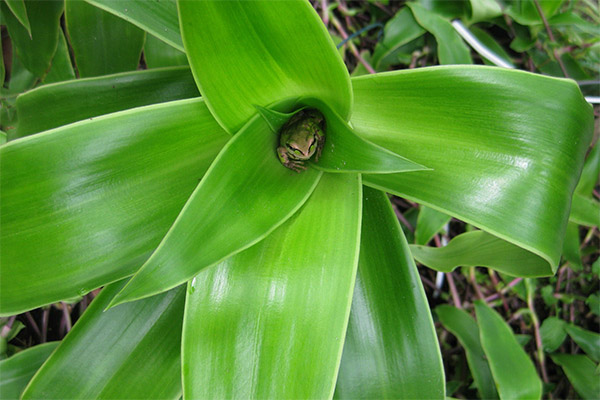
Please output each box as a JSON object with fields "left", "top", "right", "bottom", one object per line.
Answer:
{"left": 277, "top": 109, "right": 325, "bottom": 172}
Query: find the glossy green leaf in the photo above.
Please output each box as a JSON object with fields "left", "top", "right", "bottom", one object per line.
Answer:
{"left": 475, "top": 300, "right": 542, "bottom": 400}
{"left": 410, "top": 230, "right": 549, "bottom": 277}
{"left": 65, "top": 0, "right": 145, "bottom": 78}
{"left": 562, "top": 222, "right": 583, "bottom": 270}
{"left": 407, "top": 3, "right": 472, "bottom": 65}
{"left": 335, "top": 187, "right": 444, "bottom": 399}
{"left": 0, "top": 98, "right": 229, "bottom": 315}
{"left": 353, "top": 67, "right": 593, "bottom": 276}
{"left": 109, "top": 114, "right": 323, "bottom": 308}
{"left": 4, "top": 0, "right": 31, "bottom": 35}
{"left": 1, "top": 0, "right": 63, "bottom": 78}
{"left": 15, "top": 67, "right": 198, "bottom": 139}
{"left": 570, "top": 194, "right": 600, "bottom": 228}
{"left": 22, "top": 281, "right": 184, "bottom": 399}
{"left": 86, "top": 0, "right": 183, "bottom": 51}
{"left": 565, "top": 324, "right": 600, "bottom": 362}
{"left": 144, "top": 34, "right": 188, "bottom": 69}
{"left": 550, "top": 354, "right": 600, "bottom": 400}
{"left": 436, "top": 305, "right": 498, "bottom": 399}
{"left": 415, "top": 205, "right": 451, "bottom": 245}
{"left": 372, "top": 7, "right": 425, "bottom": 68}
{"left": 300, "top": 99, "right": 426, "bottom": 174}
{"left": 0, "top": 342, "right": 59, "bottom": 400}
{"left": 182, "top": 173, "right": 362, "bottom": 399}
{"left": 43, "top": 30, "right": 76, "bottom": 85}
{"left": 539, "top": 316, "right": 567, "bottom": 353}
{"left": 178, "top": 0, "right": 352, "bottom": 134}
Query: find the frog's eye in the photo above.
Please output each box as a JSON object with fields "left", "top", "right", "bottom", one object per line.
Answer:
{"left": 287, "top": 144, "right": 303, "bottom": 156}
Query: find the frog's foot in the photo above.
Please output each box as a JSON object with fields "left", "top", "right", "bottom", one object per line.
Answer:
{"left": 285, "top": 159, "right": 307, "bottom": 173}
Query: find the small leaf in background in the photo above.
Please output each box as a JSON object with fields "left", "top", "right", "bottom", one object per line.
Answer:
{"left": 65, "top": 0, "right": 145, "bottom": 77}
{"left": 144, "top": 34, "right": 188, "bottom": 68}
{"left": 550, "top": 354, "right": 600, "bottom": 400}
{"left": 0, "top": 0, "right": 63, "bottom": 78}
{"left": 564, "top": 324, "right": 600, "bottom": 362}
{"left": 414, "top": 205, "right": 451, "bottom": 245}
{"left": 586, "top": 293, "right": 600, "bottom": 316}
{"left": 0, "top": 342, "right": 59, "bottom": 400}
{"left": 475, "top": 300, "right": 542, "bottom": 400}
{"left": 562, "top": 222, "right": 583, "bottom": 271}
{"left": 407, "top": 3, "right": 472, "bottom": 65}
{"left": 108, "top": 114, "right": 323, "bottom": 308}
{"left": 372, "top": 7, "right": 425, "bottom": 69}
{"left": 436, "top": 305, "right": 498, "bottom": 399}
{"left": 539, "top": 317, "right": 567, "bottom": 352}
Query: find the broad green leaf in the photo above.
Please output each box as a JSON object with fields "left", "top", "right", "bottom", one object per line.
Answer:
{"left": 15, "top": 67, "right": 198, "bottom": 139}
{"left": 353, "top": 67, "right": 593, "bottom": 276}
{"left": 301, "top": 99, "right": 426, "bottom": 174}
{"left": 475, "top": 301, "right": 542, "bottom": 399}
{"left": 372, "top": 7, "right": 425, "bottom": 68}
{"left": 0, "top": 98, "right": 229, "bottom": 315}
{"left": 407, "top": 3, "right": 472, "bottom": 65}
{"left": 468, "top": 0, "right": 502, "bottom": 23}
{"left": 144, "top": 34, "right": 188, "bottom": 69}
{"left": 506, "top": 0, "right": 565, "bottom": 26}
{"left": 42, "top": 29, "right": 76, "bottom": 85}
{"left": 410, "top": 230, "right": 549, "bottom": 276}
{"left": 436, "top": 305, "right": 498, "bottom": 399}
{"left": 415, "top": 205, "right": 451, "bottom": 245}
{"left": 575, "top": 142, "right": 600, "bottom": 196}
{"left": 570, "top": 194, "right": 600, "bottom": 228}
{"left": 539, "top": 317, "right": 567, "bottom": 353}
{"left": 22, "top": 281, "right": 184, "bottom": 399}
{"left": 182, "top": 173, "right": 362, "bottom": 399}
{"left": 1, "top": 0, "right": 63, "bottom": 78}
{"left": 0, "top": 342, "right": 59, "bottom": 400}
{"left": 550, "top": 354, "right": 600, "bottom": 400}
{"left": 565, "top": 324, "right": 600, "bottom": 362}
{"left": 86, "top": 0, "right": 183, "bottom": 51}
{"left": 178, "top": 0, "right": 352, "bottom": 134}
{"left": 335, "top": 187, "right": 444, "bottom": 399}
{"left": 549, "top": 12, "right": 600, "bottom": 35}
{"left": 109, "top": 114, "right": 323, "bottom": 308}
{"left": 4, "top": 0, "right": 31, "bottom": 35}
{"left": 65, "top": 0, "right": 145, "bottom": 78}
{"left": 562, "top": 222, "right": 582, "bottom": 270}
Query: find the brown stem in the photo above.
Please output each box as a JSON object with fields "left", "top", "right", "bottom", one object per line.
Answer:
{"left": 532, "top": 0, "right": 569, "bottom": 78}
{"left": 330, "top": 15, "right": 376, "bottom": 74}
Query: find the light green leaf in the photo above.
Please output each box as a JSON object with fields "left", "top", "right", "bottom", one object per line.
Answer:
{"left": 562, "top": 222, "right": 583, "bottom": 270}
{"left": 4, "top": 0, "right": 31, "bottom": 35}
{"left": 539, "top": 317, "right": 567, "bottom": 353}
{"left": 335, "top": 187, "right": 444, "bottom": 399}
{"left": 551, "top": 354, "right": 600, "bottom": 400}
{"left": 468, "top": 0, "right": 502, "bottom": 23}
{"left": 570, "top": 194, "right": 600, "bottom": 228}
{"left": 0, "top": 342, "right": 58, "bottom": 400}
{"left": 42, "top": 29, "right": 76, "bottom": 85}
{"left": 178, "top": 0, "right": 352, "bottom": 134}
{"left": 410, "top": 230, "right": 549, "bottom": 277}
{"left": 144, "top": 34, "right": 188, "bottom": 69}
{"left": 182, "top": 173, "right": 362, "bottom": 399}
{"left": 506, "top": 0, "right": 565, "bottom": 26}
{"left": 407, "top": 3, "right": 472, "bottom": 64}
{"left": 575, "top": 142, "right": 600, "bottom": 196}
{"left": 22, "top": 281, "right": 184, "bottom": 399}
{"left": 15, "top": 67, "right": 198, "bottom": 139}
{"left": 300, "top": 99, "right": 426, "bottom": 174}
{"left": 1, "top": 0, "right": 63, "bottom": 78}
{"left": 353, "top": 66, "right": 593, "bottom": 276}
{"left": 475, "top": 300, "right": 542, "bottom": 399}
{"left": 65, "top": 0, "right": 145, "bottom": 78}
{"left": 565, "top": 324, "right": 600, "bottom": 362}
{"left": 415, "top": 205, "right": 451, "bottom": 245}
{"left": 0, "top": 98, "right": 229, "bottom": 315}
{"left": 109, "top": 114, "right": 323, "bottom": 308}
{"left": 86, "top": 0, "right": 183, "bottom": 51}
{"left": 436, "top": 305, "right": 498, "bottom": 399}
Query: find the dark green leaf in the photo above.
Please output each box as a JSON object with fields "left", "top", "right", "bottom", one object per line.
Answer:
{"left": 372, "top": 7, "right": 425, "bottom": 68}
{"left": 42, "top": 29, "right": 76, "bottom": 85}
{"left": 539, "top": 316, "right": 567, "bottom": 353}
{"left": 3, "top": 0, "right": 31, "bottom": 35}
{"left": 551, "top": 354, "right": 600, "bottom": 400}
{"left": 144, "top": 34, "right": 188, "bottom": 69}
{"left": 415, "top": 205, "right": 451, "bottom": 245}
{"left": 565, "top": 324, "right": 600, "bottom": 362}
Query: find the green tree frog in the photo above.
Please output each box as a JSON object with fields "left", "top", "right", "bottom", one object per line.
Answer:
{"left": 277, "top": 109, "right": 325, "bottom": 172}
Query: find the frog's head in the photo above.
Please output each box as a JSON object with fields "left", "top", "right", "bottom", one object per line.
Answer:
{"left": 286, "top": 132, "right": 318, "bottom": 160}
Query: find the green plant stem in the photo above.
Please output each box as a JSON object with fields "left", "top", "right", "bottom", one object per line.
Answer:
{"left": 532, "top": 0, "right": 569, "bottom": 78}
